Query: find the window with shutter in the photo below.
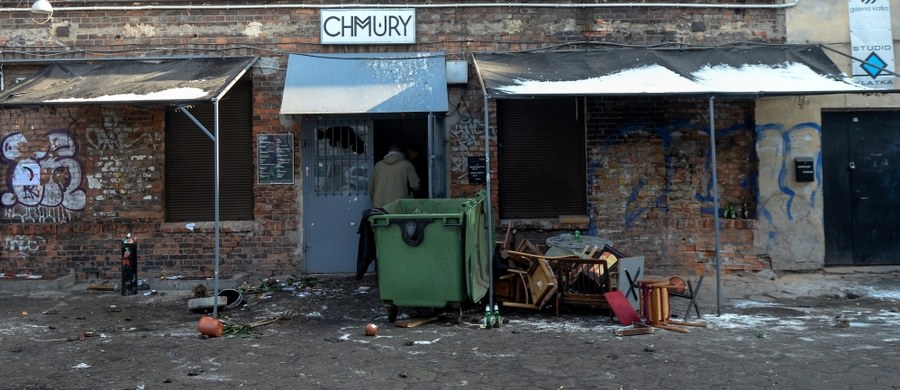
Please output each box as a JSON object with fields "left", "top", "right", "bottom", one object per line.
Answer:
{"left": 165, "top": 77, "right": 254, "bottom": 222}
{"left": 497, "top": 98, "right": 586, "bottom": 219}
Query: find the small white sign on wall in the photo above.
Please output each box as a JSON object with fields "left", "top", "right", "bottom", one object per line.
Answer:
{"left": 848, "top": 0, "right": 896, "bottom": 88}
{"left": 320, "top": 9, "right": 416, "bottom": 45}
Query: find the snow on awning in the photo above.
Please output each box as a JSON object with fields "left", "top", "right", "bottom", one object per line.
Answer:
{"left": 473, "top": 46, "right": 881, "bottom": 98}
{"left": 280, "top": 52, "right": 449, "bottom": 114}
{"left": 0, "top": 57, "right": 258, "bottom": 106}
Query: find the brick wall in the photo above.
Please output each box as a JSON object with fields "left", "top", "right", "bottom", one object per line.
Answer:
{"left": 493, "top": 97, "right": 764, "bottom": 275}
{"left": 585, "top": 97, "right": 762, "bottom": 274}
{"left": 1, "top": 1, "right": 784, "bottom": 278}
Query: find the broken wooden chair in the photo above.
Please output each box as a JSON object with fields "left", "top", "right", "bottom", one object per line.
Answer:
{"left": 553, "top": 245, "right": 627, "bottom": 316}
{"left": 500, "top": 249, "right": 566, "bottom": 311}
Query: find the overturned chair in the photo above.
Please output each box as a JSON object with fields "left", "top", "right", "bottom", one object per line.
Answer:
{"left": 553, "top": 244, "right": 627, "bottom": 316}
{"left": 498, "top": 240, "right": 566, "bottom": 311}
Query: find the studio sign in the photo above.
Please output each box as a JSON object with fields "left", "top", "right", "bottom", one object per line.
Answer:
{"left": 321, "top": 9, "right": 416, "bottom": 45}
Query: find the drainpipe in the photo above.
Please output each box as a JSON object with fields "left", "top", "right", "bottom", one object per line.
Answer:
{"left": 0, "top": 1, "right": 801, "bottom": 12}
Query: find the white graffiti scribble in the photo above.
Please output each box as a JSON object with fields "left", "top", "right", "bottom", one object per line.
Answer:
{"left": 86, "top": 126, "right": 147, "bottom": 151}
{"left": 4, "top": 235, "right": 45, "bottom": 258}
{"left": 449, "top": 114, "right": 495, "bottom": 177}
{"left": 3, "top": 205, "right": 73, "bottom": 223}
{"left": 1, "top": 130, "right": 86, "bottom": 221}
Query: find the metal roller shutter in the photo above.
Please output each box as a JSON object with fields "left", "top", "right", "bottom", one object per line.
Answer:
{"left": 498, "top": 98, "right": 586, "bottom": 219}
{"left": 165, "top": 77, "right": 253, "bottom": 222}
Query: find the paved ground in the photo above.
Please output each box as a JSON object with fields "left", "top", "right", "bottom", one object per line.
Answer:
{"left": 0, "top": 269, "right": 898, "bottom": 389}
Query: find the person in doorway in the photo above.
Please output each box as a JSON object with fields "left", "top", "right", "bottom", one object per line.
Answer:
{"left": 369, "top": 144, "right": 421, "bottom": 208}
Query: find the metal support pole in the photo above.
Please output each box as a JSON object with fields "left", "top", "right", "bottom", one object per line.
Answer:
{"left": 709, "top": 96, "right": 722, "bottom": 317}
{"left": 484, "top": 95, "right": 494, "bottom": 312}
{"left": 212, "top": 100, "right": 221, "bottom": 318}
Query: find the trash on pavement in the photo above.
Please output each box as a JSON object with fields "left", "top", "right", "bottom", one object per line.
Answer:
{"left": 394, "top": 316, "right": 438, "bottom": 328}
{"left": 365, "top": 323, "right": 379, "bottom": 336}
{"left": 197, "top": 316, "right": 224, "bottom": 337}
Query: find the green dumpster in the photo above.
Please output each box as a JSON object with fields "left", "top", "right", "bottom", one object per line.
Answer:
{"left": 370, "top": 191, "right": 489, "bottom": 322}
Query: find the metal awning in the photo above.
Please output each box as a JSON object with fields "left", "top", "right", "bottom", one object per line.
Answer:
{"left": 473, "top": 45, "right": 884, "bottom": 98}
{"left": 280, "top": 52, "right": 449, "bottom": 114}
{"left": 0, "top": 57, "right": 258, "bottom": 106}
{"left": 472, "top": 44, "right": 897, "bottom": 319}
{"left": 0, "top": 56, "right": 258, "bottom": 318}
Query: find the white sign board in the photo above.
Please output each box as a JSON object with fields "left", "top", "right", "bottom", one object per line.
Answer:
{"left": 848, "top": 0, "right": 896, "bottom": 88}
{"left": 320, "top": 9, "right": 415, "bottom": 45}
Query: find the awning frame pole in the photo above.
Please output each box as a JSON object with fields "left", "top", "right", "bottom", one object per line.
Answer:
{"left": 709, "top": 96, "right": 722, "bottom": 317}
{"left": 212, "top": 100, "right": 221, "bottom": 318}
{"left": 473, "top": 54, "right": 495, "bottom": 312}
{"left": 176, "top": 103, "right": 221, "bottom": 317}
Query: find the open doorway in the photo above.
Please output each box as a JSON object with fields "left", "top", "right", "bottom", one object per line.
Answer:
{"left": 373, "top": 117, "right": 430, "bottom": 199}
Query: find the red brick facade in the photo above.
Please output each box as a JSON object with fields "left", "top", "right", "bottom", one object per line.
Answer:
{"left": 0, "top": 1, "right": 785, "bottom": 278}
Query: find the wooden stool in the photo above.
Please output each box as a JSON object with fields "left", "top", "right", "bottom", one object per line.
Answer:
{"left": 639, "top": 281, "right": 670, "bottom": 325}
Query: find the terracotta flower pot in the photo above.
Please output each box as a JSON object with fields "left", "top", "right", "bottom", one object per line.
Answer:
{"left": 198, "top": 316, "right": 224, "bottom": 337}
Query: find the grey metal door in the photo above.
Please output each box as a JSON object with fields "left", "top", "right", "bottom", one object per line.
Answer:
{"left": 428, "top": 113, "right": 448, "bottom": 198}
{"left": 302, "top": 118, "right": 373, "bottom": 273}
{"left": 824, "top": 111, "right": 900, "bottom": 266}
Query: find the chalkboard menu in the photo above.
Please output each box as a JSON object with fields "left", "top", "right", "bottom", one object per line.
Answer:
{"left": 467, "top": 156, "right": 486, "bottom": 184}
{"left": 257, "top": 134, "right": 294, "bottom": 184}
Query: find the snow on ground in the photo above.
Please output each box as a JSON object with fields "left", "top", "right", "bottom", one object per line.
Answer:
{"left": 861, "top": 287, "right": 900, "bottom": 301}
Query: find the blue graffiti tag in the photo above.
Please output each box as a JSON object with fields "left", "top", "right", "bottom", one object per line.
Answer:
{"left": 624, "top": 178, "right": 648, "bottom": 228}
{"left": 755, "top": 122, "right": 822, "bottom": 221}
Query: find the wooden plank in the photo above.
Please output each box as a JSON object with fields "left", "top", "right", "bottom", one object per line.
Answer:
{"left": 87, "top": 284, "right": 115, "bottom": 291}
{"left": 394, "top": 316, "right": 439, "bottom": 328}
{"left": 654, "top": 324, "right": 689, "bottom": 333}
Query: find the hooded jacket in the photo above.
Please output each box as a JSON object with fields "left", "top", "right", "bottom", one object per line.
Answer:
{"left": 369, "top": 151, "right": 421, "bottom": 208}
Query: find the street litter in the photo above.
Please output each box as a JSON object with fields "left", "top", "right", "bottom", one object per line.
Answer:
{"left": 187, "top": 289, "right": 245, "bottom": 312}
{"left": 198, "top": 316, "right": 224, "bottom": 337}
{"left": 219, "top": 311, "right": 294, "bottom": 337}
{"left": 79, "top": 331, "right": 95, "bottom": 339}
{"left": 365, "top": 323, "right": 379, "bottom": 336}
{"left": 72, "top": 363, "right": 91, "bottom": 369}
{"left": 395, "top": 316, "right": 439, "bottom": 328}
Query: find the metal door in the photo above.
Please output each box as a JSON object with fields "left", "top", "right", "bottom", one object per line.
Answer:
{"left": 848, "top": 112, "right": 900, "bottom": 265}
{"left": 302, "top": 118, "right": 373, "bottom": 273}
{"left": 824, "top": 111, "right": 900, "bottom": 266}
{"left": 428, "top": 113, "right": 448, "bottom": 198}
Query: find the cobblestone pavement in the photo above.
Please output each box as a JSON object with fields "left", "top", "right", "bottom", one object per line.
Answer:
{"left": 0, "top": 270, "right": 898, "bottom": 389}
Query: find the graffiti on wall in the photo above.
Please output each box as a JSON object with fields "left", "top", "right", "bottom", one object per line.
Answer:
{"left": 1, "top": 130, "right": 85, "bottom": 223}
{"left": 449, "top": 113, "right": 494, "bottom": 179}
{"left": 754, "top": 122, "right": 823, "bottom": 268}
{"left": 3, "top": 235, "right": 45, "bottom": 258}
{"left": 588, "top": 119, "right": 754, "bottom": 230}
{"left": 86, "top": 126, "right": 148, "bottom": 151}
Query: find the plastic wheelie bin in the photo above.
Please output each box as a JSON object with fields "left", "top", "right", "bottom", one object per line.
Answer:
{"left": 369, "top": 191, "right": 490, "bottom": 322}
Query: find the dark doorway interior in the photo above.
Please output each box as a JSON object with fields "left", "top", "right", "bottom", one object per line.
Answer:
{"left": 373, "top": 117, "right": 429, "bottom": 199}
{"left": 823, "top": 111, "right": 900, "bottom": 266}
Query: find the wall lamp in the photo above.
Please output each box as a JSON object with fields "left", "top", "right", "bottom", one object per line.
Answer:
{"left": 31, "top": 0, "right": 53, "bottom": 23}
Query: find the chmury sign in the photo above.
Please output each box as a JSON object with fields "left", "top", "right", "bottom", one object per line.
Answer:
{"left": 320, "top": 9, "right": 415, "bottom": 45}
{"left": 848, "top": 0, "right": 895, "bottom": 88}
